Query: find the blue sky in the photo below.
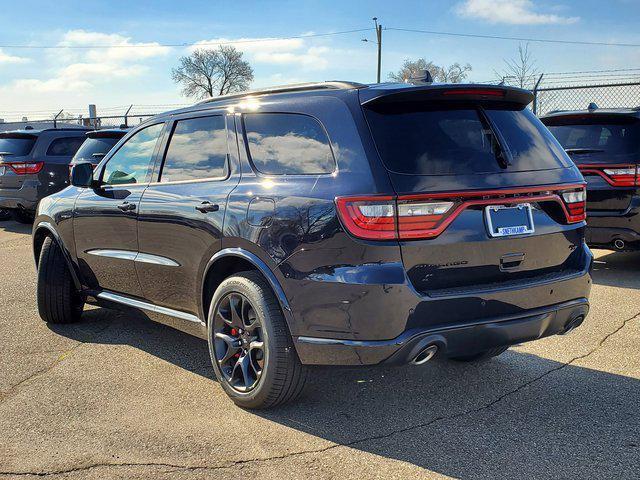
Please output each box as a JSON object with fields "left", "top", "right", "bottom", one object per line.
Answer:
{"left": 0, "top": 0, "right": 639, "bottom": 119}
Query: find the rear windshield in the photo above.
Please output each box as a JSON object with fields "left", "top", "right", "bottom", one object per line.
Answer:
{"left": 0, "top": 136, "right": 36, "bottom": 157}
{"left": 545, "top": 117, "right": 640, "bottom": 156}
{"left": 364, "top": 104, "right": 569, "bottom": 175}
{"left": 73, "top": 137, "right": 121, "bottom": 162}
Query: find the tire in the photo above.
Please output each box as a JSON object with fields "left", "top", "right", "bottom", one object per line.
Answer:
{"left": 36, "top": 236, "right": 84, "bottom": 324}
{"left": 207, "top": 271, "right": 307, "bottom": 409}
{"left": 0, "top": 209, "right": 10, "bottom": 221}
{"left": 449, "top": 346, "right": 509, "bottom": 362}
{"left": 11, "top": 209, "right": 35, "bottom": 224}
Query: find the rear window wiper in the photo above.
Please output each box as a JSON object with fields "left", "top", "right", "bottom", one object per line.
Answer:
{"left": 0, "top": 152, "right": 14, "bottom": 156}
{"left": 564, "top": 148, "right": 605, "bottom": 155}
{"left": 477, "top": 107, "right": 513, "bottom": 169}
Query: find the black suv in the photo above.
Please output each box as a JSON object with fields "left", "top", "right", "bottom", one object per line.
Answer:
{"left": 33, "top": 82, "right": 592, "bottom": 408}
{"left": 68, "top": 128, "right": 129, "bottom": 176}
{"left": 0, "top": 127, "right": 89, "bottom": 223}
{"left": 542, "top": 106, "right": 640, "bottom": 250}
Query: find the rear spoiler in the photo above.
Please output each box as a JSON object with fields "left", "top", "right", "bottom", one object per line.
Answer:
{"left": 542, "top": 113, "right": 640, "bottom": 126}
{"left": 86, "top": 130, "right": 129, "bottom": 139}
{"left": 0, "top": 132, "right": 37, "bottom": 139}
{"left": 360, "top": 84, "right": 533, "bottom": 108}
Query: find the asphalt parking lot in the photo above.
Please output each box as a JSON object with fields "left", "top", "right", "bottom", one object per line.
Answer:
{"left": 0, "top": 220, "right": 638, "bottom": 479}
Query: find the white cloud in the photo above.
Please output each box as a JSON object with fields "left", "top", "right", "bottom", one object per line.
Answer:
{"left": 0, "top": 48, "right": 30, "bottom": 64}
{"left": 1, "top": 30, "right": 169, "bottom": 97}
{"left": 456, "top": 0, "right": 579, "bottom": 25}
{"left": 191, "top": 37, "right": 330, "bottom": 70}
{"left": 59, "top": 30, "right": 171, "bottom": 62}
{"left": 59, "top": 62, "right": 146, "bottom": 80}
{"left": 10, "top": 77, "right": 92, "bottom": 94}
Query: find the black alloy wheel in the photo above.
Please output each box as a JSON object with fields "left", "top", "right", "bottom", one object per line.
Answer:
{"left": 213, "top": 292, "right": 266, "bottom": 392}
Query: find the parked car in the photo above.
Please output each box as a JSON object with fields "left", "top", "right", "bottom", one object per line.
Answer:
{"left": 0, "top": 127, "right": 89, "bottom": 223}
{"left": 541, "top": 105, "right": 640, "bottom": 250}
{"left": 68, "top": 128, "right": 129, "bottom": 177}
{"left": 33, "top": 81, "right": 592, "bottom": 408}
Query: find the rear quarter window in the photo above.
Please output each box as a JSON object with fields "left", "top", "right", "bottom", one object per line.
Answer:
{"left": 46, "top": 136, "right": 85, "bottom": 156}
{"left": 243, "top": 113, "right": 335, "bottom": 175}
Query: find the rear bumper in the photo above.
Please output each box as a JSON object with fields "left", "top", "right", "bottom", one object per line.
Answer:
{"left": 288, "top": 244, "right": 593, "bottom": 366}
{"left": 294, "top": 298, "right": 589, "bottom": 365}
{"left": 585, "top": 197, "right": 640, "bottom": 249}
{"left": 586, "top": 226, "right": 640, "bottom": 249}
{"left": 0, "top": 172, "right": 68, "bottom": 213}
{"left": 0, "top": 182, "right": 39, "bottom": 211}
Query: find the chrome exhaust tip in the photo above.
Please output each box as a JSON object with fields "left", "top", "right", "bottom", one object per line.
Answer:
{"left": 614, "top": 239, "right": 625, "bottom": 250}
{"left": 411, "top": 345, "right": 438, "bottom": 365}
{"left": 561, "top": 315, "right": 584, "bottom": 335}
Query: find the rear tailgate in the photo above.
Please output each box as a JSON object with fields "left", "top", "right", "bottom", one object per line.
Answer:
{"left": 361, "top": 86, "right": 586, "bottom": 293}
{"left": 0, "top": 133, "right": 38, "bottom": 190}
{"left": 544, "top": 114, "right": 640, "bottom": 212}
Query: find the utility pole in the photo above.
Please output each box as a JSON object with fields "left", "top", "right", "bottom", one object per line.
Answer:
{"left": 362, "top": 17, "right": 383, "bottom": 83}
{"left": 374, "top": 17, "right": 382, "bottom": 83}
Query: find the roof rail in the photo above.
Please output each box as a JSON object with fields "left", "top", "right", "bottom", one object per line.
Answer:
{"left": 196, "top": 81, "right": 366, "bottom": 105}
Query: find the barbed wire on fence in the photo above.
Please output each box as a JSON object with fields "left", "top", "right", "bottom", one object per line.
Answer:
{"left": 2, "top": 74, "right": 640, "bottom": 128}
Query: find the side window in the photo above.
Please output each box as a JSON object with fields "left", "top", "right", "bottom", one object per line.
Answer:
{"left": 243, "top": 113, "right": 335, "bottom": 175}
{"left": 46, "top": 137, "right": 85, "bottom": 156}
{"left": 101, "top": 123, "right": 163, "bottom": 186}
{"left": 160, "top": 116, "right": 228, "bottom": 183}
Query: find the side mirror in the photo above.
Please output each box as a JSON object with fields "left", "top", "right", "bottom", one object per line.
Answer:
{"left": 70, "top": 161, "right": 94, "bottom": 188}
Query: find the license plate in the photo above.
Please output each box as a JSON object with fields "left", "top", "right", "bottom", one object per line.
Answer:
{"left": 0, "top": 166, "right": 4, "bottom": 176}
{"left": 485, "top": 203, "right": 535, "bottom": 237}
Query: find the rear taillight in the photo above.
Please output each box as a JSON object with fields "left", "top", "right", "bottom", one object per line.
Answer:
{"left": 335, "top": 196, "right": 396, "bottom": 240}
{"left": 3, "top": 161, "right": 44, "bottom": 175}
{"left": 602, "top": 167, "right": 638, "bottom": 187}
{"left": 337, "top": 185, "right": 586, "bottom": 241}
{"left": 561, "top": 187, "right": 587, "bottom": 223}
{"left": 396, "top": 200, "right": 455, "bottom": 239}
{"left": 336, "top": 196, "right": 456, "bottom": 241}
{"left": 578, "top": 164, "right": 639, "bottom": 187}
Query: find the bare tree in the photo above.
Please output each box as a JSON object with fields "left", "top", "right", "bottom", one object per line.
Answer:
{"left": 172, "top": 46, "right": 254, "bottom": 99}
{"left": 495, "top": 43, "right": 538, "bottom": 88}
{"left": 389, "top": 58, "right": 472, "bottom": 83}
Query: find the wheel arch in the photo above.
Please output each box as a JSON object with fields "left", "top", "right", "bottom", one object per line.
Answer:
{"left": 32, "top": 221, "right": 82, "bottom": 291}
{"left": 201, "top": 248, "right": 293, "bottom": 328}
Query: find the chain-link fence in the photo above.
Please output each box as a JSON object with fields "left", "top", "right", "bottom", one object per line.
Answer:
{"left": 533, "top": 81, "right": 640, "bottom": 116}
{"left": 2, "top": 81, "right": 640, "bottom": 130}
{"left": 0, "top": 114, "right": 159, "bottom": 132}
{"left": 0, "top": 104, "right": 190, "bottom": 132}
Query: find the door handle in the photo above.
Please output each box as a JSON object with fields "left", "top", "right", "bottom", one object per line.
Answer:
{"left": 117, "top": 202, "right": 136, "bottom": 212}
{"left": 195, "top": 201, "right": 220, "bottom": 213}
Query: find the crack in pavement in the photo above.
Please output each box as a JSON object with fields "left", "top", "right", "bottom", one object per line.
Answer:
{"left": 1, "top": 310, "right": 637, "bottom": 478}
{"left": 0, "top": 322, "right": 113, "bottom": 404}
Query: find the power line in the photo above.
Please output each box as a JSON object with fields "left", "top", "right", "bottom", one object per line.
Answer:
{"left": 544, "top": 67, "right": 640, "bottom": 76}
{"left": 386, "top": 27, "right": 640, "bottom": 48}
{"left": 0, "top": 28, "right": 374, "bottom": 50}
{"left": 4, "top": 25, "right": 639, "bottom": 51}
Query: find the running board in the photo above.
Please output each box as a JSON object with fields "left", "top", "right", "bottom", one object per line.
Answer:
{"left": 96, "top": 291, "right": 205, "bottom": 326}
